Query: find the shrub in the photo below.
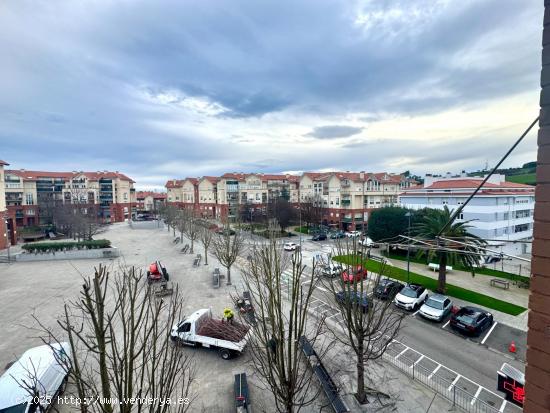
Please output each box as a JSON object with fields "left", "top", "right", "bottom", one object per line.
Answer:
{"left": 22, "top": 239, "right": 111, "bottom": 253}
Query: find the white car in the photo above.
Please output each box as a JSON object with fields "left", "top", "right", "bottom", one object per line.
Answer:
{"left": 321, "top": 262, "right": 343, "bottom": 277}
{"left": 283, "top": 242, "right": 299, "bottom": 251}
{"left": 394, "top": 284, "right": 429, "bottom": 311}
{"left": 346, "top": 230, "right": 362, "bottom": 238}
{"left": 358, "top": 237, "right": 375, "bottom": 247}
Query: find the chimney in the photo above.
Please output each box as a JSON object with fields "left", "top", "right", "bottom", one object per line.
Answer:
{"left": 360, "top": 171, "right": 365, "bottom": 179}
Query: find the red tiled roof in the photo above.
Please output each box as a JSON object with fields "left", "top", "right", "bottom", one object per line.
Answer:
{"left": 201, "top": 176, "right": 219, "bottom": 183}
{"left": 6, "top": 170, "right": 75, "bottom": 180}
{"left": 260, "top": 174, "right": 300, "bottom": 182}
{"left": 184, "top": 178, "right": 199, "bottom": 185}
{"left": 400, "top": 189, "right": 534, "bottom": 197}
{"left": 165, "top": 179, "right": 184, "bottom": 188}
{"left": 6, "top": 169, "right": 135, "bottom": 183}
{"left": 423, "top": 179, "right": 534, "bottom": 190}
{"left": 136, "top": 191, "right": 167, "bottom": 199}
{"left": 221, "top": 172, "right": 248, "bottom": 180}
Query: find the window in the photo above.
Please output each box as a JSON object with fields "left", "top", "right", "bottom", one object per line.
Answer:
{"left": 178, "top": 323, "right": 191, "bottom": 333}
{"left": 25, "top": 193, "right": 34, "bottom": 205}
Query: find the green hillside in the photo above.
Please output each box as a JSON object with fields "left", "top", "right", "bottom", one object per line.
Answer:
{"left": 506, "top": 173, "right": 536, "bottom": 185}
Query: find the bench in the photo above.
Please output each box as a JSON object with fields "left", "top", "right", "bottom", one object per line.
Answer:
{"left": 173, "top": 237, "right": 181, "bottom": 244}
{"left": 428, "top": 263, "right": 453, "bottom": 272}
{"left": 517, "top": 280, "right": 530, "bottom": 289}
{"left": 299, "top": 336, "right": 349, "bottom": 413}
{"left": 490, "top": 278, "right": 510, "bottom": 289}
{"left": 181, "top": 244, "right": 189, "bottom": 254}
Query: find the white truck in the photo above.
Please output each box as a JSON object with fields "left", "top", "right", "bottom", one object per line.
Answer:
{"left": 171, "top": 309, "right": 251, "bottom": 360}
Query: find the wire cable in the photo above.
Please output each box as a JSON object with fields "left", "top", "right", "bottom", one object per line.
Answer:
{"left": 436, "top": 116, "right": 539, "bottom": 237}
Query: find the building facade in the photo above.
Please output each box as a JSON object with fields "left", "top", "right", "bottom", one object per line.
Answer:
{"left": 165, "top": 171, "right": 412, "bottom": 229}
{"left": 3, "top": 169, "right": 136, "bottom": 234}
{"left": 136, "top": 191, "right": 167, "bottom": 212}
{"left": 0, "top": 160, "right": 14, "bottom": 250}
{"left": 399, "top": 174, "right": 535, "bottom": 256}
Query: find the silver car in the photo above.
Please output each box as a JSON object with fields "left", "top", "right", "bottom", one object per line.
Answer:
{"left": 418, "top": 294, "right": 453, "bottom": 322}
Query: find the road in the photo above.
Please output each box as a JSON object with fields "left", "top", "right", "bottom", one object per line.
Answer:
{"left": 239, "top": 233, "right": 526, "bottom": 410}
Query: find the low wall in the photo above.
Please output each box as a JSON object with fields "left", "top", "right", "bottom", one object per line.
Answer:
{"left": 14, "top": 247, "right": 120, "bottom": 262}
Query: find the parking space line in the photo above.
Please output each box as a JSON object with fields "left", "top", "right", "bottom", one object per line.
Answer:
{"left": 413, "top": 355, "right": 425, "bottom": 367}
{"left": 470, "top": 385, "right": 482, "bottom": 405}
{"left": 326, "top": 313, "right": 340, "bottom": 320}
{"left": 442, "top": 320, "right": 450, "bottom": 329}
{"left": 412, "top": 309, "right": 421, "bottom": 316}
{"left": 316, "top": 286, "right": 328, "bottom": 292}
{"left": 499, "top": 399, "right": 507, "bottom": 412}
{"left": 395, "top": 347, "right": 409, "bottom": 360}
{"left": 428, "top": 364, "right": 441, "bottom": 380}
{"left": 447, "top": 375, "right": 461, "bottom": 392}
{"left": 480, "top": 321, "right": 498, "bottom": 345}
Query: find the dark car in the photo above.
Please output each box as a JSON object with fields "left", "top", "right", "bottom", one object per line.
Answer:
{"left": 330, "top": 230, "right": 345, "bottom": 239}
{"left": 450, "top": 306, "right": 493, "bottom": 336}
{"left": 335, "top": 291, "right": 369, "bottom": 312}
{"left": 217, "top": 229, "right": 236, "bottom": 236}
{"left": 374, "top": 278, "right": 404, "bottom": 300}
{"left": 311, "top": 233, "right": 327, "bottom": 241}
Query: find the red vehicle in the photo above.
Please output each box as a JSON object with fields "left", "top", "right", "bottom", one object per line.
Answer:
{"left": 146, "top": 261, "right": 169, "bottom": 284}
{"left": 341, "top": 266, "right": 368, "bottom": 283}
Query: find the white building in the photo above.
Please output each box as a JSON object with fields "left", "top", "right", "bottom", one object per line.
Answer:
{"left": 399, "top": 174, "right": 535, "bottom": 256}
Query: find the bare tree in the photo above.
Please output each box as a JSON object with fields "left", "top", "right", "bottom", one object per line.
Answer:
{"left": 184, "top": 214, "right": 200, "bottom": 254}
{"left": 323, "top": 239, "right": 404, "bottom": 404}
{"left": 267, "top": 197, "right": 295, "bottom": 233}
{"left": 238, "top": 239, "right": 328, "bottom": 412}
{"left": 31, "top": 264, "right": 196, "bottom": 413}
{"left": 199, "top": 226, "right": 213, "bottom": 265}
{"left": 211, "top": 225, "right": 245, "bottom": 285}
{"left": 160, "top": 205, "right": 180, "bottom": 236}
{"left": 300, "top": 195, "right": 324, "bottom": 229}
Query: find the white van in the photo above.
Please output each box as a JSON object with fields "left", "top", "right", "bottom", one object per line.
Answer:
{"left": 0, "top": 343, "right": 71, "bottom": 413}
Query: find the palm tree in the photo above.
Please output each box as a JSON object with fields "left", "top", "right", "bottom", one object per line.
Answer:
{"left": 413, "top": 206, "right": 486, "bottom": 293}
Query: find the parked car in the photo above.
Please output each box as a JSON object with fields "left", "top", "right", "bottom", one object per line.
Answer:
{"left": 0, "top": 343, "right": 71, "bottom": 413}
{"left": 217, "top": 228, "right": 236, "bottom": 236}
{"left": 283, "top": 242, "right": 299, "bottom": 251}
{"left": 322, "top": 262, "right": 343, "bottom": 277}
{"left": 330, "top": 230, "right": 345, "bottom": 239}
{"left": 335, "top": 291, "right": 369, "bottom": 312}
{"left": 171, "top": 309, "right": 251, "bottom": 359}
{"left": 358, "top": 237, "right": 375, "bottom": 247}
{"left": 311, "top": 233, "right": 327, "bottom": 241}
{"left": 485, "top": 255, "right": 502, "bottom": 264}
{"left": 345, "top": 230, "right": 362, "bottom": 238}
{"left": 418, "top": 294, "right": 453, "bottom": 322}
{"left": 394, "top": 284, "right": 428, "bottom": 311}
{"left": 374, "top": 278, "right": 404, "bottom": 300}
{"left": 341, "top": 266, "right": 368, "bottom": 283}
{"left": 450, "top": 306, "right": 494, "bottom": 336}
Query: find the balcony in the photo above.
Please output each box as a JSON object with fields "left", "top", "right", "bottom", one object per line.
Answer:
{"left": 341, "top": 199, "right": 351, "bottom": 207}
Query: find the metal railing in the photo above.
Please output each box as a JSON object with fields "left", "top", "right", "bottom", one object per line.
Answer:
{"left": 383, "top": 351, "right": 508, "bottom": 413}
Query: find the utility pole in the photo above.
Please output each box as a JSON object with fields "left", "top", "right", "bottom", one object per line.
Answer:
{"left": 405, "top": 211, "right": 412, "bottom": 284}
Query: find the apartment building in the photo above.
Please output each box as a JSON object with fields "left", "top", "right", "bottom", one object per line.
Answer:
{"left": 0, "top": 160, "right": 14, "bottom": 250}
{"left": 165, "top": 171, "right": 411, "bottom": 229}
{"left": 136, "top": 191, "right": 167, "bottom": 212}
{"left": 4, "top": 168, "right": 136, "bottom": 231}
{"left": 299, "top": 171, "right": 414, "bottom": 230}
{"left": 399, "top": 174, "right": 535, "bottom": 256}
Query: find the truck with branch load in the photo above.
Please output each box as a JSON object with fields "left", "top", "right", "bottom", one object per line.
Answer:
{"left": 171, "top": 309, "right": 251, "bottom": 360}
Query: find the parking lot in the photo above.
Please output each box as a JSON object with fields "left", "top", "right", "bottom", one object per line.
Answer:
{"left": 277, "top": 255, "right": 524, "bottom": 413}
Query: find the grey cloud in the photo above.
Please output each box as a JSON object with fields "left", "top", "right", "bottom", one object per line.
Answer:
{"left": 306, "top": 125, "right": 364, "bottom": 139}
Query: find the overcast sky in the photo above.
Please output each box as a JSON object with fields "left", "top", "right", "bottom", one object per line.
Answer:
{"left": 0, "top": 0, "right": 543, "bottom": 189}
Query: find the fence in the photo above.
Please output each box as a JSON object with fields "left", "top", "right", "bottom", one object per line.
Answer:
{"left": 383, "top": 350, "right": 509, "bottom": 413}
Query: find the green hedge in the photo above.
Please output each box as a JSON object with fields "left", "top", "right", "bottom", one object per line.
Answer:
{"left": 333, "top": 255, "right": 527, "bottom": 316}
{"left": 22, "top": 239, "right": 111, "bottom": 253}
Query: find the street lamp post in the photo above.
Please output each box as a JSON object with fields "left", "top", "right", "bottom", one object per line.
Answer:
{"left": 405, "top": 211, "right": 412, "bottom": 284}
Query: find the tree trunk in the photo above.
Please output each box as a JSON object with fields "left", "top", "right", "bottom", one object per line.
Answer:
{"left": 190, "top": 238, "right": 194, "bottom": 253}
{"left": 226, "top": 265, "right": 232, "bottom": 285}
{"left": 356, "top": 346, "right": 366, "bottom": 404}
{"left": 204, "top": 246, "right": 208, "bottom": 265}
{"left": 438, "top": 252, "right": 447, "bottom": 293}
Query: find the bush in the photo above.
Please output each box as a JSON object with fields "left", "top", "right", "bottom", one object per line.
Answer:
{"left": 22, "top": 239, "right": 111, "bottom": 253}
